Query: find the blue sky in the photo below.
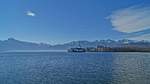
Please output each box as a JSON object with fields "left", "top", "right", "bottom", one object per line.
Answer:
{"left": 0, "top": 0, "right": 150, "bottom": 44}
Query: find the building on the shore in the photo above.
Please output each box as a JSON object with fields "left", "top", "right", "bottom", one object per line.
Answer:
{"left": 68, "top": 45, "right": 150, "bottom": 52}
{"left": 86, "top": 47, "right": 97, "bottom": 52}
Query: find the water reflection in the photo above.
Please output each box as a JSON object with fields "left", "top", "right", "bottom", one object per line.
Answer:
{"left": 0, "top": 52, "right": 150, "bottom": 84}
{"left": 111, "top": 52, "right": 150, "bottom": 84}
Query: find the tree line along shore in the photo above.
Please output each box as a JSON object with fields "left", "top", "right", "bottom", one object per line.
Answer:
{"left": 68, "top": 45, "right": 150, "bottom": 52}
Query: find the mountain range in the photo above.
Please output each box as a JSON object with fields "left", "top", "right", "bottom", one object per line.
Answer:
{"left": 0, "top": 38, "right": 150, "bottom": 51}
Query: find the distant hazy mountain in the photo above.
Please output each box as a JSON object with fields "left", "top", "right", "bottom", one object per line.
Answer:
{"left": 0, "top": 38, "right": 52, "bottom": 51}
{"left": 0, "top": 38, "right": 150, "bottom": 51}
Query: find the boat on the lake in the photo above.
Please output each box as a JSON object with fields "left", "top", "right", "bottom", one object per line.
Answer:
{"left": 68, "top": 42, "right": 86, "bottom": 52}
{"left": 68, "top": 48, "right": 86, "bottom": 52}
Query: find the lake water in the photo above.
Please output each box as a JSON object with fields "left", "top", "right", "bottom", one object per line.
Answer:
{"left": 0, "top": 52, "right": 150, "bottom": 84}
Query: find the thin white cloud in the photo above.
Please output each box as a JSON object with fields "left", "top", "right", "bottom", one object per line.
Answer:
{"left": 107, "top": 5, "right": 150, "bottom": 33}
{"left": 26, "top": 11, "right": 36, "bottom": 17}
{"left": 127, "top": 33, "right": 150, "bottom": 41}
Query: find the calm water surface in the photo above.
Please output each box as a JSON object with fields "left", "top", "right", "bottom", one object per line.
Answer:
{"left": 0, "top": 52, "right": 150, "bottom": 84}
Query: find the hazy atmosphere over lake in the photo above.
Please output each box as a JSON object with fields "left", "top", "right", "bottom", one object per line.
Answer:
{"left": 0, "top": 0, "right": 150, "bottom": 84}
{"left": 0, "top": 0, "right": 150, "bottom": 44}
